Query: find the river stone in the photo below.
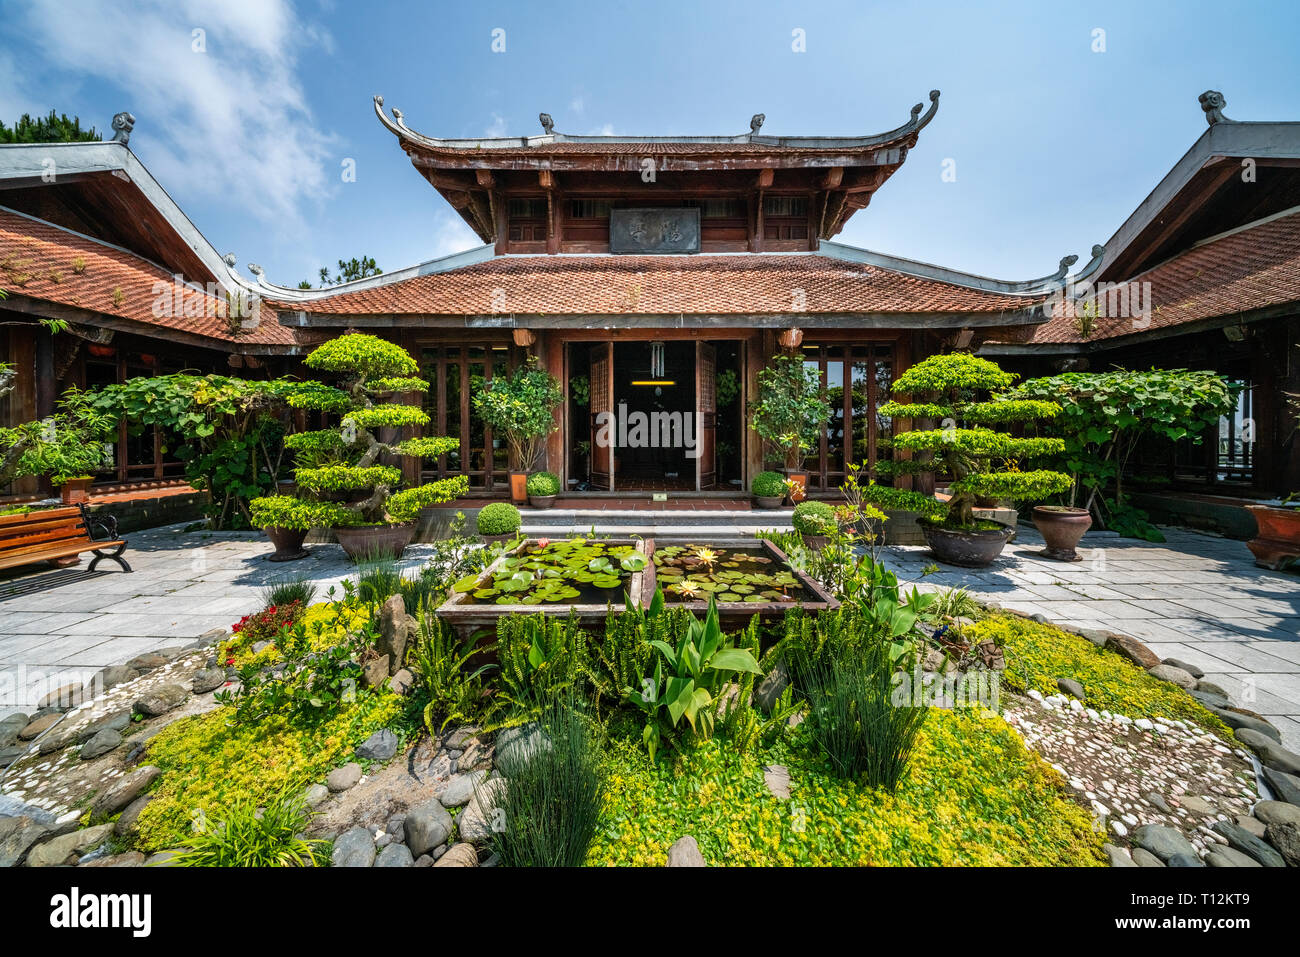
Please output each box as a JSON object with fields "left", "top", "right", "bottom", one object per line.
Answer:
{"left": 1178, "top": 795, "right": 1215, "bottom": 817}
{"left": 1147, "top": 664, "right": 1197, "bottom": 690}
{"left": 1105, "top": 634, "right": 1160, "bottom": 670}
{"left": 81, "top": 851, "right": 147, "bottom": 867}
{"left": 433, "top": 842, "right": 479, "bottom": 867}
{"left": 115, "top": 795, "right": 153, "bottom": 836}
{"left": 1162, "top": 657, "right": 1205, "bottom": 679}
{"left": 1210, "top": 706, "right": 1281, "bottom": 742}
{"left": 0, "top": 713, "right": 28, "bottom": 748}
{"left": 1166, "top": 853, "right": 1205, "bottom": 867}
{"left": 388, "top": 669, "right": 415, "bottom": 696}
{"left": 190, "top": 668, "right": 226, "bottom": 694}
{"left": 303, "top": 784, "right": 329, "bottom": 808}
{"left": 326, "top": 762, "right": 362, "bottom": 792}
{"left": 1236, "top": 729, "right": 1300, "bottom": 775}
{"left": 18, "top": 712, "right": 62, "bottom": 741}
{"left": 143, "top": 848, "right": 187, "bottom": 867}
{"left": 666, "top": 835, "right": 706, "bottom": 866}
{"left": 125, "top": 652, "right": 169, "bottom": 673}
{"left": 404, "top": 799, "right": 454, "bottom": 855}
{"left": 1132, "top": 823, "right": 1197, "bottom": 862}
{"left": 1104, "top": 844, "right": 1136, "bottom": 866}
{"left": 459, "top": 779, "right": 505, "bottom": 843}
{"left": 37, "top": 682, "right": 86, "bottom": 711}
{"left": 134, "top": 683, "right": 189, "bottom": 717}
{"left": 76, "top": 710, "right": 131, "bottom": 743}
{"left": 1262, "top": 767, "right": 1300, "bottom": 807}
{"left": 330, "top": 825, "right": 376, "bottom": 867}
{"left": 91, "top": 765, "right": 161, "bottom": 819}
{"left": 1142, "top": 791, "right": 1172, "bottom": 813}
{"left": 753, "top": 660, "right": 790, "bottom": 713}
{"left": 1055, "top": 678, "right": 1086, "bottom": 702}
{"left": 1265, "top": 822, "right": 1300, "bottom": 867}
{"left": 1130, "top": 847, "right": 1166, "bottom": 867}
{"left": 1253, "top": 800, "right": 1300, "bottom": 827}
{"left": 0, "top": 746, "right": 26, "bottom": 768}
{"left": 374, "top": 842, "right": 414, "bottom": 867}
{"left": 87, "top": 665, "right": 139, "bottom": 695}
{"left": 26, "top": 823, "right": 114, "bottom": 867}
{"left": 437, "top": 771, "right": 485, "bottom": 808}
{"left": 356, "top": 729, "right": 399, "bottom": 762}
{"left": 762, "top": 764, "right": 791, "bottom": 800}
{"left": 79, "top": 728, "right": 122, "bottom": 760}
{"left": 0, "top": 816, "right": 51, "bottom": 867}
{"left": 445, "top": 726, "right": 481, "bottom": 750}
{"left": 1206, "top": 846, "right": 1262, "bottom": 867}
{"left": 1190, "top": 689, "right": 1231, "bottom": 710}
{"left": 1196, "top": 680, "right": 1231, "bottom": 698}
{"left": 1212, "top": 820, "right": 1286, "bottom": 867}
{"left": 1235, "top": 814, "right": 1267, "bottom": 838}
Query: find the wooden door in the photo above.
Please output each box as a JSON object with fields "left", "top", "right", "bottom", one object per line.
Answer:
{"left": 696, "top": 342, "right": 717, "bottom": 490}
{"left": 589, "top": 343, "right": 613, "bottom": 490}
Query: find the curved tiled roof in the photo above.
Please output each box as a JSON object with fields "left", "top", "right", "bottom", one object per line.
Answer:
{"left": 278, "top": 253, "right": 1043, "bottom": 318}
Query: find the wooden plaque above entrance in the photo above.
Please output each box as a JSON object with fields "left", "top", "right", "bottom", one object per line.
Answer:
{"left": 609, "top": 208, "right": 701, "bottom": 254}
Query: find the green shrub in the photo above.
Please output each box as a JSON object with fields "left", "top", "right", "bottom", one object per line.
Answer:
{"left": 477, "top": 502, "right": 521, "bottom": 536}
{"left": 386, "top": 480, "right": 464, "bottom": 523}
{"left": 526, "top": 471, "right": 560, "bottom": 497}
{"left": 481, "top": 698, "right": 606, "bottom": 867}
{"left": 495, "top": 612, "right": 594, "bottom": 718}
{"left": 859, "top": 482, "right": 947, "bottom": 520}
{"left": 751, "top": 470, "right": 786, "bottom": 498}
{"left": 261, "top": 577, "right": 317, "bottom": 611}
{"left": 791, "top": 500, "right": 836, "bottom": 536}
{"left": 249, "top": 495, "right": 354, "bottom": 531}
{"left": 409, "top": 611, "right": 494, "bottom": 733}
{"left": 173, "top": 790, "right": 325, "bottom": 867}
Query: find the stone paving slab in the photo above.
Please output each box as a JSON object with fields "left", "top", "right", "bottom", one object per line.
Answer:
{"left": 881, "top": 525, "right": 1300, "bottom": 752}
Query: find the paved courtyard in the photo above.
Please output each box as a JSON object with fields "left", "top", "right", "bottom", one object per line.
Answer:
{"left": 0, "top": 520, "right": 1296, "bottom": 750}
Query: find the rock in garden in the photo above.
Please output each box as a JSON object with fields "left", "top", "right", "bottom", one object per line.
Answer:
{"left": 445, "top": 726, "right": 481, "bottom": 750}
{"left": 1104, "top": 844, "right": 1136, "bottom": 866}
{"left": 1190, "top": 689, "right": 1231, "bottom": 710}
{"left": 437, "top": 771, "right": 485, "bottom": 808}
{"left": 1056, "top": 678, "right": 1086, "bottom": 702}
{"left": 1262, "top": 767, "right": 1300, "bottom": 807}
{"left": 143, "top": 849, "right": 187, "bottom": 867}
{"left": 456, "top": 739, "right": 492, "bottom": 772}
{"left": 374, "top": 842, "right": 414, "bottom": 867}
{"left": 404, "top": 799, "right": 454, "bottom": 854}
{"left": 37, "top": 683, "right": 85, "bottom": 711}
{"left": 496, "top": 725, "right": 550, "bottom": 773}
{"left": 1162, "top": 657, "right": 1205, "bottom": 679}
{"left": 1212, "top": 820, "right": 1286, "bottom": 867}
{"left": 1166, "top": 853, "right": 1205, "bottom": 867}
{"left": 0, "top": 816, "right": 51, "bottom": 868}
{"left": 1210, "top": 706, "right": 1281, "bottom": 742}
{"left": 330, "top": 826, "right": 376, "bottom": 867}
{"left": 1253, "top": 800, "right": 1300, "bottom": 828}
{"left": 361, "top": 655, "right": 390, "bottom": 690}
{"left": 356, "top": 729, "right": 399, "bottom": 762}
{"left": 87, "top": 665, "right": 139, "bottom": 695}
{"left": 1132, "top": 824, "right": 1197, "bottom": 862}
{"left": 666, "top": 835, "right": 706, "bottom": 866}
{"left": 76, "top": 710, "right": 131, "bottom": 743}
{"left": 433, "top": 843, "right": 479, "bottom": 867}
{"left": 303, "top": 784, "right": 329, "bottom": 808}
{"left": 1178, "top": 795, "right": 1214, "bottom": 817}
{"left": 1196, "top": 681, "right": 1230, "bottom": 698}
{"left": 459, "top": 779, "right": 505, "bottom": 843}
{"left": 1147, "top": 664, "right": 1197, "bottom": 690}
{"left": 1142, "top": 791, "right": 1171, "bottom": 813}
{"left": 1206, "top": 847, "right": 1261, "bottom": 867}
{"left": 1104, "top": 634, "right": 1159, "bottom": 670}
{"left": 1236, "top": 729, "right": 1300, "bottom": 775}
{"left": 1129, "top": 847, "right": 1165, "bottom": 867}
{"left": 115, "top": 795, "right": 153, "bottom": 836}
{"left": 133, "top": 683, "right": 189, "bottom": 717}
{"left": 81, "top": 851, "right": 147, "bottom": 867}
{"left": 91, "top": 765, "right": 161, "bottom": 820}
{"left": 377, "top": 595, "right": 413, "bottom": 673}
{"left": 1235, "top": 815, "right": 1267, "bottom": 838}
{"left": 25, "top": 823, "right": 114, "bottom": 867}
{"left": 18, "top": 712, "right": 62, "bottom": 741}
{"left": 125, "top": 652, "right": 169, "bottom": 673}
{"left": 190, "top": 668, "right": 226, "bottom": 694}
{"left": 326, "top": 762, "right": 362, "bottom": 792}
{"left": 79, "top": 728, "right": 122, "bottom": 760}
{"left": 0, "top": 713, "right": 28, "bottom": 749}
{"left": 1078, "top": 629, "right": 1110, "bottom": 647}
{"left": 1265, "top": 822, "right": 1300, "bottom": 867}
{"left": 388, "top": 669, "right": 414, "bottom": 696}
{"left": 763, "top": 764, "right": 791, "bottom": 800}
{"left": 753, "top": 661, "right": 790, "bottom": 713}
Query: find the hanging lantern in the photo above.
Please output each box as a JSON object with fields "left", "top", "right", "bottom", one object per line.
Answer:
{"left": 649, "top": 340, "right": 666, "bottom": 377}
{"left": 778, "top": 327, "right": 803, "bottom": 349}
{"left": 512, "top": 328, "right": 536, "bottom": 347}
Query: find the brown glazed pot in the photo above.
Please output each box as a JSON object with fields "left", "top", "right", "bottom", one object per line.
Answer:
{"left": 1032, "top": 505, "right": 1093, "bottom": 562}
{"left": 264, "top": 526, "right": 309, "bottom": 562}
{"left": 1246, "top": 505, "right": 1300, "bottom": 570}
{"left": 754, "top": 495, "right": 784, "bottom": 509}
{"left": 334, "top": 522, "right": 416, "bottom": 562}
{"left": 921, "top": 521, "right": 1014, "bottom": 568}
{"left": 508, "top": 471, "right": 528, "bottom": 505}
{"left": 528, "top": 495, "right": 557, "bottom": 509}
{"left": 783, "top": 470, "right": 809, "bottom": 504}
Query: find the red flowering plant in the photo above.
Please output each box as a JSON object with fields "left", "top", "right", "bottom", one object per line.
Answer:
{"left": 223, "top": 600, "right": 306, "bottom": 663}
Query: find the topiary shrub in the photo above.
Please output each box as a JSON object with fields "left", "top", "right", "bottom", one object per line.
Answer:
{"left": 477, "top": 502, "right": 521, "bottom": 536}
{"left": 859, "top": 482, "right": 947, "bottom": 520}
{"left": 526, "top": 471, "right": 560, "bottom": 497}
{"left": 248, "top": 495, "right": 357, "bottom": 531}
{"left": 751, "top": 470, "right": 785, "bottom": 498}
{"left": 792, "top": 500, "right": 836, "bottom": 536}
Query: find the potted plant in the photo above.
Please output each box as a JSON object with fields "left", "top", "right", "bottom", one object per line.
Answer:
{"left": 880, "top": 353, "right": 1072, "bottom": 567}
{"left": 18, "top": 388, "right": 114, "bottom": 503}
{"left": 267, "top": 333, "right": 467, "bottom": 561}
{"left": 750, "top": 354, "right": 829, "bottom": 499}
{"left": 751, "top": 470, "right": 786, "bottom": 508}
{"left": 477, "top": 501, "right": 522, "bottom": 544}
{"left": 247, "top": 496, "right": 347, "bottom": 562}
{"left": 792, "top": 500, "right": 837, "bottom": 550}
{"left": 474, "top": 357, "right": 564, "bottom": 505}
{"left": 527, "top": 470, "right": 560, "bottom": 508}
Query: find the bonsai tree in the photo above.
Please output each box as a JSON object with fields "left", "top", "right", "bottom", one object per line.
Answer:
{"left": 879, "top": 353, "right": 1071, "bottom": 527}
{"left": 6, "top": 387, "right": 113, "bottom": 489}
{"left": 473, "top": 357, "right": 564, "bottom": 472}
{"left": 750, "top": 354, "right": 830, "bottom": 470}
{"left": 256, "top": 333, "right": 466, "bottom": 531}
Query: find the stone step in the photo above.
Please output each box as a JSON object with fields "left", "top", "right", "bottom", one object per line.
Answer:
{"left": 522, "top": 508, "right": 792, "bottom": 528}
{"left": 520, "top": 523, "right": 792, "bottom": 542}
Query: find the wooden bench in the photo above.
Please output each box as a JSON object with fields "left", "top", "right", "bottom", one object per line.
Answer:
{"left": 0, "top": 505, "right": 131, "bottom": 573}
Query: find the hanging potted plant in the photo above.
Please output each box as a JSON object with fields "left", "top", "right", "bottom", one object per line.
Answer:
{"left": 474, "top": 357, "right": 564, "bottom": 505}
{"left": 526, "top": 470, "right": 560, "bottom": 508}
{"left": 749, "top": 354, "right": 828, "bottom": 503}
{"left": 880, "top": 353, "right": 1072, "bottom": 567}
{"left": 264, "top": 334, "right": 467, "bottom": 561}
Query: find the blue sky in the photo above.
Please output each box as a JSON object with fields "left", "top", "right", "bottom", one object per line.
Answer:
{"left": 3, "top": 0, "right": 1299, "bottom": 286}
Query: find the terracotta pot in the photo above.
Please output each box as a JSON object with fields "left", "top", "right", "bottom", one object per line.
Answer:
{"left": 1032, "top": 505, "right": 1093, "bottom": 561}
{"left": 801, "top": 534, "right": 829, "bottom": 550}
{"left": 783, "top": 470, "right": 808, "bottom": 504}
{"left": 59, "top": 478, "right": 93, "bottom": 504}
{"left": 508, "top": 471, "right": 528, "bottom": 505}
{"left": 529, "top": 494, "right": 556, "bottom": 509}
{"left": 754, "top": 495, "right": 784, "bottom": 509}
{"left": 1246, "top": 505, "right": 1300, "bottom": 570}
{"left": 333, "top": 522, "right": 416, "bottom": 562}
{"left": 921, "top": 521, "right": 1014, "bottom": 567}
{"left": 264, "top": 526, "right": 309, "bottom": 562}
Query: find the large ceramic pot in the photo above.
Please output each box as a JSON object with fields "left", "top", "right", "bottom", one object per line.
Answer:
{"left": 334, "top": 522, "right": 416, "bottom": 562}
{"left": 921, "top": 521, "right": 1014, "bottom": 567}
{"left": 1246, "top": 505, "right": 1300, "bottom": 570}
{"left": 783, "top": 470, "right": 809, "bottom": 504}
{"left": 1032, "top": 505, "right": 1093, "bottom": 562}
{"left": 264, "top": 526, "right": 309, "bottom": 562}
{"left": 58, "top": 478, "right": 93, "bottom": 505}
{"left": 529, "top": 494, "right": 556, "bottom": 509}
{"left": 508, "top": 471, "right": 528, "bottom": 505}
{"left": 754, "top": 495, "right": 784, "bottom": 509}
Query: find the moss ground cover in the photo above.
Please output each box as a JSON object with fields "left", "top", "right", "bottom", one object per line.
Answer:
{"left": 589, "top": 708, "right": 1105, "bottom": 867}
{"left": 976, "top": 614, "right": 1232, "bottom": 735}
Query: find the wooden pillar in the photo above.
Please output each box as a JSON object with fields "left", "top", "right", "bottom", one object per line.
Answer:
{"left": 744, "top": 329, "right": 773, "bottom": 481}
{"left": 536, "top": 330, "right": 565, "bottom": 484}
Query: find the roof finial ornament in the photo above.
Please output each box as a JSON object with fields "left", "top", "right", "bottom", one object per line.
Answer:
{"left": 539, "top": 113, "right": 554, "bottom": 135}
{"left": 110, "top": 111, "right": 135, "bottom": 145}
{"left": 247, "top": 263, "right": 263, "bottom": 277}
{"left": 223, "top": 253, "right": 237, "bottom": 267}
{"left": 750, "top": 113, "right": 765, "bottom": 134}
{"left": 1199, "top": 90, "right": 1233, "bottom": 126}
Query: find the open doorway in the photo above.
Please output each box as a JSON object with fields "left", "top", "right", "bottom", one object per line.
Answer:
{"left": 611, "top": 341, "right": 696, "bottom": 490}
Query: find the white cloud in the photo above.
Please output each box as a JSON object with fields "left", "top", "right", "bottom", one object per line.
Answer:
{"left": 484, "top": 112, "right": 508, "bottom": 137}
{"left": 14, "top": 0, "right": 336, "bottom": 229}
{"left": 588, "top": 123, "right": 616, "bottom": 136}
{"left": 425, "top": 212, "right": 482, "bottom": 259}
{"left": 568, "top": 95, "right": 585, "bottom": 116}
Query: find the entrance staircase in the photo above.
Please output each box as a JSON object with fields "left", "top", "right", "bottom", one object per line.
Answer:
{"left": 513, "top": 496, "right": 793, "bottom": 541}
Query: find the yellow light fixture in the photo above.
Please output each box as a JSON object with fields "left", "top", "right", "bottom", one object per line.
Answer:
{"left": 631, "top": 380, "right": 676, "bottom": 387}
